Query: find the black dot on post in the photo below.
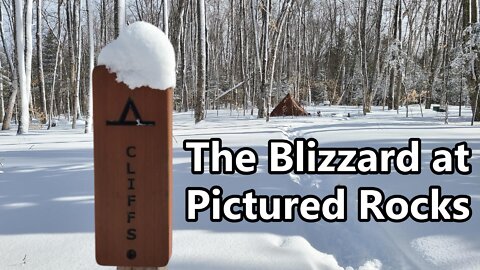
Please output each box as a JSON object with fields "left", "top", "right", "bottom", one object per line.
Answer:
{"left": 127, "top": 249, "right": 137, "bottom": 260}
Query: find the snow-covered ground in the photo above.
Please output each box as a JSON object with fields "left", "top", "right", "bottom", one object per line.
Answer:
{"left": 0, "top": 105, "right": 479, "bottom": 270}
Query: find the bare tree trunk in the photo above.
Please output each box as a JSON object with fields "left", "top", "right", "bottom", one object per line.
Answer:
{"left": 194, "top": 0, "right": 206, "bottom": 123}
{"left": 173, "top": 0, "right": 188, "bottom": 112}
{"left": 0, "top": 5, "right": 5, "bottom": 123}
{"left": 387, "top": 0, "right": 400, "bottom": 110}
{"left": 85, "top": 0, "right": 94, "bottom": 133}
{"left": 15, "top": 0, "right": 29, "bottom": 134}
{"left": 205, "top": 10, "right": 210, "bottom": 113}
{"left": 472, "top": 84, "right": 480, "bottom": 125}
{"left": 360, "top": 0, "right": 369, "bottom": 115}
{"left": 395, "top": 0, "right": 402, "bottom": 113}
{"left": 442, "top": 0, "right": 450, "bottom": 124}
{"left": 295, "top": 14, "right": 301, "bottom": 100}
{"left": 37, "top": 0, "right": 47, "bottom": 124}
{"left": 266, "top": 0, "right": 295, "bottom": 122}
{"left": 58, "top": 50, "right": 64, "bottom": 118}
{"left": 240, "top": 0, "right": 247, "bottom": 115}
{"left": 114, "top": 0, "right": 119, "bottom": 37}
{"left": 0, "top": 59, "right": 3, "bottom": 123}
{"left": 48, "top": 0, "right": 62, "bottom": 129}
{"left": 25, "top": 0, "right": 33, "bottom": 114}
{"left": 469, "top": 0, "right": 480, "bottom": 122}
{"left": 101, "top": 0, "right": 107, "bottom": 44}
{"left": 163, "top": 0, "right": 168, "bottom": 36}
{"left": 258, "top": 0, "right": 269, "bottom": 118}
{"left": 368, "top": 0, "right": 384, "bottom": 111}
{"left": 181, "top": 10, "right": 188, "bottom": 112}
{"left": 1, "top": 2, "right": 19, "bottom": 130}
{"left": 243, "top": 0, "right": 250, "bottom": 114}
{"left": 72, "top": 0, "right": 82, "bottom": 129}
{"left": 114, "top": 0, "right": 125, "bottom": 38}
{"left": 48, "top": 42, "right": 61, "bottom": 129}
{"left": 251, "top": 0, "right": 262, "bottom": 116}
{"left": 65, "top": 0, "right": 75, "bottom": 123}
{"left": 426, "top": 0, "right": 442, "bottom": 109}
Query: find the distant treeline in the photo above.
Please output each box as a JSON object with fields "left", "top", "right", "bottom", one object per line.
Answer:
{"left": 1, "top": 0, "right": 479, "bottom": 133}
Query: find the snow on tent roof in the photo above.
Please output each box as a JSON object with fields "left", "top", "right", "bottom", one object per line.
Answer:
{"left": 98, "top": 21, "right": 176, "bottom": 90}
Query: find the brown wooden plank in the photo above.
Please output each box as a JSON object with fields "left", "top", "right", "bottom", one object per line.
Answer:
{"left": 93, "top": 66, "right": 172, "bottom": 267}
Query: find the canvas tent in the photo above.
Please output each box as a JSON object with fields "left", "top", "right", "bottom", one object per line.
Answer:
{"left": 270, "top": 93, "right": 309, "bottom": 117}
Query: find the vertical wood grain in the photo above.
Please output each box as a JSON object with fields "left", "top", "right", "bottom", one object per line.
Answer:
{"left": 94, "top": 66, "right": 172, "bottom": 267}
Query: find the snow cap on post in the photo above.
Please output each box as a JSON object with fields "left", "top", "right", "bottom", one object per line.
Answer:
{"left": 98, "top": 21, "right": 176, "bottom": 90}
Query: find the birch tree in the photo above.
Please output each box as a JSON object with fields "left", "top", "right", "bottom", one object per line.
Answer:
{"left": 266, "top": 0, "right": 295, "bottom": 121}
{"left": 85, "top": 0, "right": 94, "bottom": 133}
{"left": 47, "top": 0, "right": 63, "bottom": 129}
{"left": 72, "top": 0, "right": 82, "bottom": 129}
{"left": 163, "top": 0, "right": 169, "bottom": 37}
{"left": 25, "top": 0, "right": 33, "bottom": 120}
{"left": 15, "top": 0, "right": 29, "bottom": 134}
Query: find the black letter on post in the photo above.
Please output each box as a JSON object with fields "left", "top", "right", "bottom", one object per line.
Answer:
{"left": 127, "top": 146, "right": 137, "bottom": 158}
{"left": 127, "top": 229, "right": 137, "bottom": 240}
{"left": 128, "top": 195, "right": 136, "bottom": 207}
{"left": 127, "top": 211, "right": 135, "bottom": 223}
{"left": 127, "top": 163, "right": 135, "bottom": 174}
{"left": 128, "top": 178, "right": 135, "bottom": 190}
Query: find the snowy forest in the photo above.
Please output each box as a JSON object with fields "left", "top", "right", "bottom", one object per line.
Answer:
{"left": 1, "top": 0, "right": 480, "bottom": 134}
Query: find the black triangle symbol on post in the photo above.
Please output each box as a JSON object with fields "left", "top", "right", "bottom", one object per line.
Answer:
{"left": 106, "top": 98, "right": 155, "bottom": 126}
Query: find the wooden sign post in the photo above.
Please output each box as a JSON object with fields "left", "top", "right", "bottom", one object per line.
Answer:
{"left": 93, "top": 66, "right": 172, "bottom": 268}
